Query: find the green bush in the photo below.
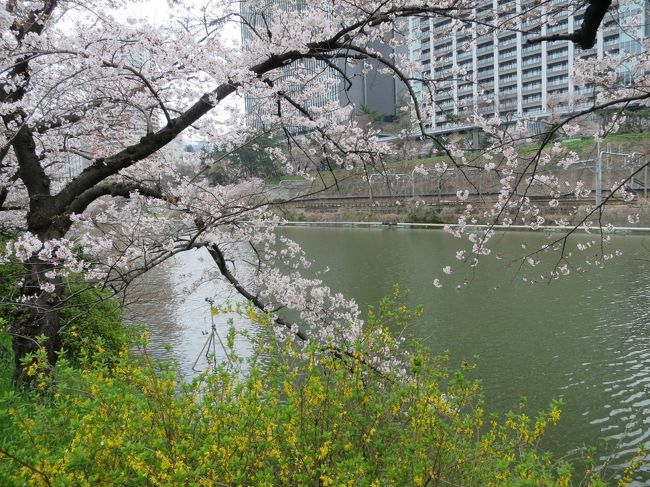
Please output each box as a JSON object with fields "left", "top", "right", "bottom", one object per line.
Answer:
{"left": 58, "top": 276, "right": 127, "bottom": 363}
{"left": 0, "top": 290, "right": 618, "bottom": 486}
{"left": 405, "top": 206, "right": 444, "bottom": 224}
{"left": 0, "top": 235, "right": 127, "bottom": 366}
{"left": 0, "top": 237, "right": 24, "bottom": 325}
{"left": 0, "top": 320, "right": 13, "bottom": 391}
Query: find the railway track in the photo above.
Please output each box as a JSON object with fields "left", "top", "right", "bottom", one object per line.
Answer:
{"left": 286, "top": 191, "right": 631, "bottom": 210}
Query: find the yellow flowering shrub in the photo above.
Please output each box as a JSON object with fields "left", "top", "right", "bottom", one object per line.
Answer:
{"left": 0, "top": 291, "right": 622, "bottom": 486}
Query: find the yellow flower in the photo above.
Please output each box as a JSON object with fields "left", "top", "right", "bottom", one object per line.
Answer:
{"left": 549, "top": 407, "right": 561, "bottom": 423}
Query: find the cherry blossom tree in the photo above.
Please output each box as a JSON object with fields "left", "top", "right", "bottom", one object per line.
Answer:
{"left": 1, "top": 0, "right": 642, "bottom": 380}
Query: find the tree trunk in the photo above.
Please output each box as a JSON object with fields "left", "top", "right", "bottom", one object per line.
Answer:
{"left": 10, "top": 256, "right": 63, "bottom": 383}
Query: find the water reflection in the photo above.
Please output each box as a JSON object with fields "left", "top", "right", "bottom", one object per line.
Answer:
{"left": 124, "top": 248, "right": 253, "bottom": 378}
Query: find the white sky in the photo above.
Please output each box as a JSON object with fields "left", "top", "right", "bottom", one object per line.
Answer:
{"left": 116, "top": 0, "right": 174, "bottom": 25}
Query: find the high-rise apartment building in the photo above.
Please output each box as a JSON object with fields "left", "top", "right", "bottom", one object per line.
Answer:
{"left": 406, "top": 0, "right": 649, "bottom": 135}
{"left": 240, "top": 1, "right": 398, "bottom": 132}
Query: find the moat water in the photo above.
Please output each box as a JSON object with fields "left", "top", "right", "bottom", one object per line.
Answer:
{"left": 126, "top": 227, "right": 650, "bottom": 484}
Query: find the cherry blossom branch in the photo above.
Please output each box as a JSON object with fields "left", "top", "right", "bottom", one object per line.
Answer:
{"left": 206, "top": 243, "right": 389, "bottom": 378}
{"left": 100, "top": 61, "right": 172, "bottom": 125}
{"left": 206, "top": 243, "right": 308, "bottom": 341}
{"left": 524, "top": 160, "right": 650, "bottom": 272}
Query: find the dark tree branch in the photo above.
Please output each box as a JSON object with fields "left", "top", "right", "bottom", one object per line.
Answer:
{"left": 53, "top": 48, "right": 317, "bottom": 212}
{"left": 206, "top": 243, "right": 307, "bottom": 341}
{"left": 12, "top": 124, "right": 51, "bottom": 202}
{"left": 206, "top": 243, "right": 388, "bottom": 379}
{"left": 67, "top": 181, "right": 163, "bottom": 216}
{"left": 34, "top": 101, "right": 103, "bottom": 133}
{"left": 527, "top": 0, "right": 612, "bottom": 49}
{"left": 0, "top": 446, "right": 51, "bottom": 487}
{"left": 101, "top": 61, "right": 172, "bottom": 125}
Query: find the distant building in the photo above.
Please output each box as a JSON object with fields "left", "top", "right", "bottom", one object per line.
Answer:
{"left": 240, "top": 1, "right": 399, "bottom": 132}
{"left": 406, "top": 0, "right": 649, "bottom": 135}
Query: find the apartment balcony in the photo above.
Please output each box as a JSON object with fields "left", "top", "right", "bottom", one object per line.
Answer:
{"left": 499, "top": 62, "right": 517, "bottom": 73}
{"left": 499, "top": 76, "right": 518, "bottom": 85}
{"left": 521, "top": 20, "right": 541, "bottom": 30}
{"left": 476, "top": 44, "right": 495, "bottom": 55}
{"left": 522, "top": 83, "right": 542, "bottom": 93}
{"left": 548, "top": 88, "right": 568, "bottom": 97}
{"left": 547, "top": 49, "right": 568, "bottom": 61}
{"left": 547, "top": 79, "right": 568, "bottom": 88}
{"left": 547, "top": 68, "right": 568, "bottom": 76}
{"left": 499, "top": 90, "right": 517, "bottom": 99}
{"left": 522, "top": 95, "right": 542, "bottom": 105}
{"left": 436, "top": 91, "right": 453, "bottom": 100}
{"left": 477, "top": 55, "right": 494, "bottom": 67}
{"left": 478, "top": 32, "right": 494, "bottom": 43}
{"left": 522, "top": 106, "right": 544, "bottom": 115}
{"left": 437, "top": 103, "right": 455, "bottom": 111}
{"left": 522, "top": 56, "right": 542, "bottom": 67}
{"left": 574, "top": 86, "right": 594, "bottom": 96}
{"left": 547, "top": 23, "right": 568, "bottom": 34}
{"left": 433, "top": 19, "right": 451, "bottom": 29}
{"left": 521, "top": 44, "right": 541, "bottom": 55}
{"left": 522, "top": 71, "right": 542, "bottom": 80}
{"left": 499, "top": 49, "right": 517, "bottom": 60}
{"left": 523, "top": 31, "right": 542, "bottom": 42}
{"left": 497, "top": 10, "right": 516, "bottom": 21}
{"left": 575, "top": 100, "right": 593, "bottom": 110}
{"left": 499, "top": 37, "right": 517, "bottom": 48}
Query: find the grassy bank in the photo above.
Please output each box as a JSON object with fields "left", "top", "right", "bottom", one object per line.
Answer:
{"left": 268, "top": 131, "right": 650, "bottom": 189}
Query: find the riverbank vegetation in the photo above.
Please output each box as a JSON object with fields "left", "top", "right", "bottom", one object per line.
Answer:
{"left": 0, "top": 236, "right": 128, "bottom": 368}
{"left": 267, "top": 130, "right": 650, "bottom": 189}
{"left": 0, "top": 289, "right": 633, "bottom": 486}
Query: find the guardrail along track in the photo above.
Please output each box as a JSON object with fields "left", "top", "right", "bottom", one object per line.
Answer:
{"left": 285, "top": 191, "right": 631, "bottom": 210}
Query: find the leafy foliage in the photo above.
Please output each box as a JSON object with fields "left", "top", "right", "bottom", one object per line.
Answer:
{"left": 206, "top": 135, "right": 283, "bottom": 184}
{"left": 405, "top": 207, "right": 445, "bottom": 224}
{"left": 0, "top": 292, "right": 614, "bottom": 486}
{"left": 58, "top": 276, "right": 127, "bottom": 364}
{"left": 0, "top": 248, "right": 127, "bottom": 368}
